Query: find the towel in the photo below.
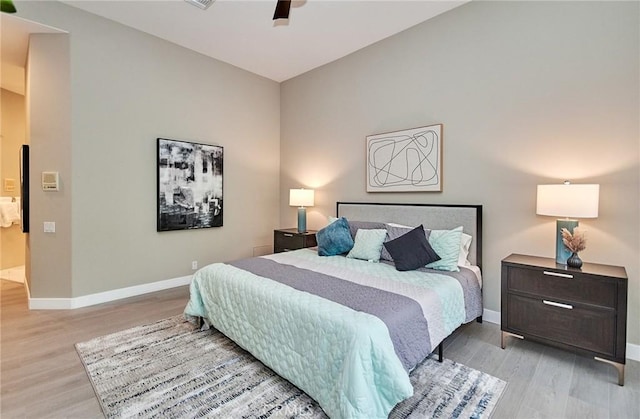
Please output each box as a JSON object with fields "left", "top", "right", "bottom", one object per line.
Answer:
{"left": 0, "top": 202, "right": 20, "bottom": 228}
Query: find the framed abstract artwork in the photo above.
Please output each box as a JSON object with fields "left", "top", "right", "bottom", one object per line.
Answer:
{"left": 157, "top": 138, "right": 223, "bottom": 231}
{"left": 366, "top": 124, "right": 442, "bottom": 192}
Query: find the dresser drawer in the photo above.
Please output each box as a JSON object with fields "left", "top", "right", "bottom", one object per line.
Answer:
{"left": 506, "top": 265, "right": 616, "bottom": 308}
{"left": 274, "top": 231, "right": 305, "bottom": 251}
{"left": 506, "top": 294, "right": 615, "bottom": 356}
{"left": 273, "top": 230, "right": 317, "bottom": 253}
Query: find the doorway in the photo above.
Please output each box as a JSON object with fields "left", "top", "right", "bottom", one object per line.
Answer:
{"left": 1, "top": 14, "right": 66, "bottom": 295}
{"left": 0, "top": 88, "right": 26, "bottom": 284}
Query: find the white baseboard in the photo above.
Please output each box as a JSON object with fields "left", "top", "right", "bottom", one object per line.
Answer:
{"left": 482, "top": 308, "right": 501, "bottom": 325}
{"left": 28, "top": 275, "right": 192, "bottom": 310}
{"left": 626, "top": 342, "right": 640, "bottom": 362}
{"left": 479, "top": 308, "right": 639, "bottom": 362}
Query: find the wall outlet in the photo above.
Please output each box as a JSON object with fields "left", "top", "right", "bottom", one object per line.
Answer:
{"left": 43, "top": 221, "right": 56, "bottom": 233}
{"left": 191, "top": 261, "right": 198, "bottom": 270}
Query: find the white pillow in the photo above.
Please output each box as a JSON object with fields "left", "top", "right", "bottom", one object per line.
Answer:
{"left": 459, "top": 232, "right": 473, "bottom": 267}
{"left": 346, "top": 229, "right": 387, "bottom": 262}
{"left": 385, "top": 222, "right": 412, "bottom": 228}
{"left": 327, "top": 216, "right": 338, "bottom": 225}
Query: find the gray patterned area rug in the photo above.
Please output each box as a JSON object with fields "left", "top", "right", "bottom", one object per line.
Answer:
{"left": 76, "top": 316, "right": 506, "bottom": 419}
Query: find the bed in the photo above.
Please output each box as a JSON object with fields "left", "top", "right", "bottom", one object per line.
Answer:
{"left": 184, "top": 202, "right": 483, "bottom": 419}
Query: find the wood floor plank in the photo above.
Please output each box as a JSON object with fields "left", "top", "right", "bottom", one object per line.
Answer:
{"left": 486, "top": 337, "right": 544, "bottom": 417}
{"left": 443, "top": 321, "right": 496, "bottom": 364}
{"left": 516, "top": 345, "right": 575, "bottom": 418}
{"left": 609, "top": 358, "right": 640, "bottom": 419}
{"left": 565, "top": 395, "right": 611, "bottom": 419}
{"left": 568, "top": 355, "right": 613, "bottom": 411}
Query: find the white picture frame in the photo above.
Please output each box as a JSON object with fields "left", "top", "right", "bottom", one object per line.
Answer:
{"left": 366, "top": 124, "right": 442, "bottom": 192}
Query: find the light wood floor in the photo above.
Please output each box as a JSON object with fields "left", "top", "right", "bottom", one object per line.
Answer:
{"left": 1, "top": 279, "right": 638, "bottom": 418}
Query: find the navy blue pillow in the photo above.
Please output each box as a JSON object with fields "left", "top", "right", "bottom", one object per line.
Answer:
{"left": 317, "top": 217, "right": 354, "bottom": 256}
{"left": 383, "top": 225, "right": 441, "bottom": 271}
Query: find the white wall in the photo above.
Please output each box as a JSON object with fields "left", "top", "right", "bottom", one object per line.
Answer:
{"left": 280, "top": 1, "right": 640, "bottom": 344}
{"left": 18, "top": 2, "right": 281, "bottom": 297}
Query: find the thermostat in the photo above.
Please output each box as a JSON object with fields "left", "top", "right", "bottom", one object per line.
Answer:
{"left": 42, "top": 171, "right": 59, "bottom": 191}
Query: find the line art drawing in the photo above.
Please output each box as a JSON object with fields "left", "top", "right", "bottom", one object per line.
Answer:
{"left": 367, "top": 124, "right": 442, "bottom": 192}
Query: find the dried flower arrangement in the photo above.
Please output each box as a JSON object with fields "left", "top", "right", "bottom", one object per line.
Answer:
{"left": 561, "top": 227, "right": 587, "bottom": 253}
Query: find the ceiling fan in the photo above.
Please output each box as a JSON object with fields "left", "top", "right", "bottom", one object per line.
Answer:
{"left": 273, "top": 0, "right": 291, "bottom": 20}
{"left": 183, "top": 0, "right": 295, "bottom": 21}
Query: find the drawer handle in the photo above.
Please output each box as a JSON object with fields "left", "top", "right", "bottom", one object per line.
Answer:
{"left": 543, "top": 271, "right": 573, "bottom": 279}
{"left": 543, "top": 300, "right": 573, "bottom": 310}
{"left": 283, "top": 233, "right": 294, "bottom": 237}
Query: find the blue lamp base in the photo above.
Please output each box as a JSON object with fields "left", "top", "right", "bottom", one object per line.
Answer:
{"left": 556, "top": 219, "right": 578, "bottom": 265}
{"left": 297, "top": 207, "right": 307, "bottom": 233}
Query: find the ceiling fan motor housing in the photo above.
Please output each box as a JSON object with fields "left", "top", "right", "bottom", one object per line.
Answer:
{"left": 184, "top": 0, "right": 214, "bottom": 11}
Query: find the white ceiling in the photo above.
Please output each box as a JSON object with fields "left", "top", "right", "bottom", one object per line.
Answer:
{"left": 1, "top": 0, "right": 467, "bottom": 94}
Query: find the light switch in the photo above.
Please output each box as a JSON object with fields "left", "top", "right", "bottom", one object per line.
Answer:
{"left": 43, "top": 222, "right": 56, "bottom": 233}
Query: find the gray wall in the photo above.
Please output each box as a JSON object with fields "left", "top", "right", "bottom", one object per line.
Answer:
{"left": 280, "top": 1, "right": 640, "bottom": 344}
{"left": 26, "top": 33, "right": 72, "bottom": 297}
{"left": 18, "top": 2, "right": 281, "bottom": 297}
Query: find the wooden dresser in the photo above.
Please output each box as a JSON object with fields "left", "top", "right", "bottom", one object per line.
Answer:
{"left": 501, "top": 253, "right": 628, "bottom": 385}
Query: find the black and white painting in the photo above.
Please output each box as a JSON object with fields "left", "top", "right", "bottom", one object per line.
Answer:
{"left": 366, "top": 124, "right": 442, "bottom": 192}
{"left": 157, "top": 138, "right": 223, "bottom": 231}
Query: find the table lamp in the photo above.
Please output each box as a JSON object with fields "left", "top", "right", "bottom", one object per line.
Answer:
{"left": 536, "top": 181, "right": 599, "bottom": 264}
{"left": 289, "top": 188, "right": 314, "bottom": 233}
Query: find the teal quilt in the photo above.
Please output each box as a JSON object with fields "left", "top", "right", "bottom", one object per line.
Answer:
{"left": 184, "top": 249, "right": 476, "bottom": 418}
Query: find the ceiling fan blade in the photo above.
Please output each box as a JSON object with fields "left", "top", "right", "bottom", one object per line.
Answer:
{"left": 1, "top": 0, "right": 18, "bottom": 13}
{"left": 273, "top": 0, "right": 291, "bottom": 20}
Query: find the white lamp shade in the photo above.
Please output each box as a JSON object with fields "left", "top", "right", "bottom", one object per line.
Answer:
{"left": 536, "top": 184, "right": 599, "bottom": 218}
{"left": 289, "top": 189, "right": 314, "bottom": 207}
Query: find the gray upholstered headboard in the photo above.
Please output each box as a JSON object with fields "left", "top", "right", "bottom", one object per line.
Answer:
{"left": 337, "top": 202, "right": 483, "bottom": 269}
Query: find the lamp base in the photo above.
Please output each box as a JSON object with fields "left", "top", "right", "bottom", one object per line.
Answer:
{"left": 297, "top": 207, "right": 307, "bottom": 233}
{"left": 556, "top": 219, "right": 578, "bottom": 265}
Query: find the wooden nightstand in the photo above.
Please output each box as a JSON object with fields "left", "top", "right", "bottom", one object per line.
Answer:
{"left": 501, "top": 253, "right": 628, "bottom": 385}
{"left": 273, "top": 229, "right": 317, "bottom": 253}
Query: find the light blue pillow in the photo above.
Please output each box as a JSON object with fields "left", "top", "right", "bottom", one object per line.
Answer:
{"left": 316, "top": 217, "right": 354, "bottom": 256}
{"left": 426, "top": 226, "right": 463, "bottom": 272}
{"left": 346, "top": 229, "right": 388, "bottom": 262}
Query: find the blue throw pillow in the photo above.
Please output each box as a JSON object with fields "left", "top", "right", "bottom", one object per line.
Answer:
{"left": 317, "top": 217, "right": 354, "bottom": 256}
{"left": 383, "top": 225, "right": 441, "bottom": 271}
